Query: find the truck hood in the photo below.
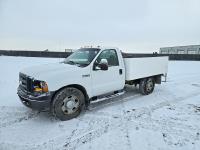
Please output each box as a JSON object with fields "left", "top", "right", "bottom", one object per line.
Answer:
{"left": 21, "top": 63, "right": 82, "bottom": 80}
{"left": 20, "top": 62, "right": 91, "bottom": 92}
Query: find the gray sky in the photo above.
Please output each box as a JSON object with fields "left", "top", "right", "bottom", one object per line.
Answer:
{"left": 0, "top": 0, "right": 200, "bottom": 52}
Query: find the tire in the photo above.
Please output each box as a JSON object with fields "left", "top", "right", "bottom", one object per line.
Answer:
{"left": 139, "top": 77, "right": 155, "bottom": 95}
{"left": 52, "top": 87, "right": 85, "bottom": 121}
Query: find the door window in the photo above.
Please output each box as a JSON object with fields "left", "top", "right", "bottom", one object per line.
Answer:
{"left": 96, "top": 49, "right": 119, "bottom": 67}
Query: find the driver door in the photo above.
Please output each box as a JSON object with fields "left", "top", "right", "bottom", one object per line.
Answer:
{"left": 91, "top": 49, "right": 124, "bottom": 96}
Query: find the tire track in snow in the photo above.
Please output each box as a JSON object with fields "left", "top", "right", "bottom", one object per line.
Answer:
{"left": 130, "top": 107, "right": 200, "bottom": 147}
{"left": 94, "top": 90, "right": 200, "bottom": 143}
{"left": 1, "top": 89, "right": 200, "bottom": 149}
{"left": 33, "top": 114, "right": 113, "bottom": 150}
{"left": 55, "top": 90, "right": 200, "bottom": 150}
{"left": 63, "top": 121, "right": 110, "bottom": 150}
{"left": 0, "top": 106, "right": 39, "bottom": 128}
{"left": 125, "top": 92, "right": 200, "bottom": 147}
{"left": 121, "top": 102, "right": 132, "bottom": 150}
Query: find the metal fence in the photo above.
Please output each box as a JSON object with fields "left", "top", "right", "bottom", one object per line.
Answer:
{"left": 122, "top": 53, "right": 200, "bottom": 61}
{"left": 1, "top": 50, "right": 200, "bottom": 61}
{"left": 0, "top": 50, "right": 71, "bottom": 58}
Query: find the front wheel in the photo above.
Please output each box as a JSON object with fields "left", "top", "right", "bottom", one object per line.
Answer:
{"left": 52, "top": 87, "right": 85, "bottom": 121}
{"left": 139, "top": 77, "right": 155, "bottom": 95}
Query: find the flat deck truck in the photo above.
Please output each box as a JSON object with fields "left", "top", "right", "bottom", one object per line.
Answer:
{"left": 17, "top": 47, "right": 168, "bottom": 120}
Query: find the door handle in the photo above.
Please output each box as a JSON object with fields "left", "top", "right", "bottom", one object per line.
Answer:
{"left": 119, "top": 69, "right": 123, "bottom": 75}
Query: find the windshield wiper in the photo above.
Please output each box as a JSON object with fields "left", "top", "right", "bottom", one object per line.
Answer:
{"left": 65, "top": 60, "right": 76, "bottom": 65}
{"left": 64, "top": 61, "right": 89, "bottom": 67}
{"left": 78, "top": 63, "right": 89, "bottom": 67}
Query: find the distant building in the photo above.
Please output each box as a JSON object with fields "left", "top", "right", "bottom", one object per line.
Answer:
{"left": 160, "top": 45, "right": 200, "bottom": 54}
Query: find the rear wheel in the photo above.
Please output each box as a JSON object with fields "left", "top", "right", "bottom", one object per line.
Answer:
{"left": 139, "top": 77, "right": 155, "bottom": 95}
{"left": 52, "top": 87, "right": 85, "bottom": 121}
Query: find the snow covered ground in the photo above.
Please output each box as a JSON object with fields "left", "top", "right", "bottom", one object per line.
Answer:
{"left": 0, "top": 56, "right": 200, "bottom": 150}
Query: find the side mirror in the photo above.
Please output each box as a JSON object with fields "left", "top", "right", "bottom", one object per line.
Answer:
{"left": 99, "top": 59, "right": 108, "bottom": 70}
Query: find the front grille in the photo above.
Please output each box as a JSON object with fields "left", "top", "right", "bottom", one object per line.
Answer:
{"left": 19, "top": 73, "right": 33, "bottom": 93}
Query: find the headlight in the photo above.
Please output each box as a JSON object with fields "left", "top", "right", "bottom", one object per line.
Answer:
{"left": 33, "top": 81, "right": 48, "bottom": 93}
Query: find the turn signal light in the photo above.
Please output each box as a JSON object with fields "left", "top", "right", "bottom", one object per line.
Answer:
{"left": 41, "top": 82, "right": 48, "bottom": 93}
{"left": 34, "top": 87, "right": 42, "bottom": 92}
{"left": 33, "top": 81, "right": 49, "bottom": 93}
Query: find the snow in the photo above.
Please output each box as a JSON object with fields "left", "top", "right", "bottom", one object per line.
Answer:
{"left": 0, "top": 56, "right": 200, "bottom": 150}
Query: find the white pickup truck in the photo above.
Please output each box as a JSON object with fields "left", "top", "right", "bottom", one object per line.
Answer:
{"left": 17, "top": 47, "right": 168, "bottom": 120}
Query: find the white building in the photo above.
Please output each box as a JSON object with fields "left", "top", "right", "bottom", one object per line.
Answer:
{"left": 160, "top": 45, "right": 200, "bottom": 54}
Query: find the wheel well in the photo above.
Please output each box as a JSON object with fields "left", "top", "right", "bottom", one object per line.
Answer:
{"left": 51, "top": 84, "right": 89, "bottom": 106}
{"left": 153, "top": 75, "right": 162, "bottom": 84}
{"left": 139, "top": 75, "right": 161, "bottom": 84}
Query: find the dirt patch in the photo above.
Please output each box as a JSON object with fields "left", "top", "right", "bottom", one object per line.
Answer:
{"left": 193, "top": 105, "right": 200, "bottom": 113}
{"left": 191, "top": 84, "right": 200, "bottom": 87}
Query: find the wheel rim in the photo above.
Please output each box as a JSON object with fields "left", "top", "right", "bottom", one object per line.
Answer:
{"left": 61, "top": 95, "right": 80, "bottom": 115}
{"left": 146, "top": 79, "right": 154, "bottom": 92}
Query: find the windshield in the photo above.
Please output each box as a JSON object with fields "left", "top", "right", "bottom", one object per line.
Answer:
{"left": 63, "top": 48, "right": 100, "bottom": 67}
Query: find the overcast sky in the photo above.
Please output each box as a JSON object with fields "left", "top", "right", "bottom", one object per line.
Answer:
{"left": 0, "top": 0, "right": 200, "bottom": 52}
